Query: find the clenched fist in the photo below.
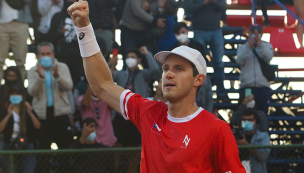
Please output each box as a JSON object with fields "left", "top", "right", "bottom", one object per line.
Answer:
{"left": 67, "top": 0, "right": 90, "bottom": 28}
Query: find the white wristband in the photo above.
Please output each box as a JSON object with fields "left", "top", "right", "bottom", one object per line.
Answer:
{"left": 75, "top": 23, "right": 100, "bottom": 58}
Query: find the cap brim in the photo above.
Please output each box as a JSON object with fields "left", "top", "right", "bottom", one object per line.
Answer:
{"left": 154, "top": 51, "right": 172, "bottom": 64}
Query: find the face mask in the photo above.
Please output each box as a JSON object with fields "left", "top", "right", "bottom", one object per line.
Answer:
{"left": 40, "top": 57, "right": 53, "bottom": 68}
{"left": 247, "top": 100, "right": 255, "bottom": 108}
{"left": 86, "top": 131, "right": 96, "bottom": 141}
{"left": 10, "top": 95, "right": 23, "bottom": 105}
{"left": 126, "top": 58, "right": 138, "bottom": 69}
{"left": 91, "top": 95, "right": 99, "bottom": 101}
{"left": 176, "top": 34, "right": 188, "bottom": 44}
{"left": 242, "top": 121, "right": 254, "bottom": 132}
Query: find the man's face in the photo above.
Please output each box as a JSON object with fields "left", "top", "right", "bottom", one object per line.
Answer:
{"left": 161, "top": 55, "right": 196, "bottom": 102}
{"left": 6, "top": 71, "right": 17, "bottom": 81}
{"left": 242, "top": 114, "right": 257, "bottom": 133}
{"left": 37, "top": 45, "right": 55, "bottom": 60}
{"left": 126, "top": 52, "right": 141, "bottom": 69}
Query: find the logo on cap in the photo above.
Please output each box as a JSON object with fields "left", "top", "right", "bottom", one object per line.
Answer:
{"left": 79, "top": 32, "right": 85, "bottom": 40}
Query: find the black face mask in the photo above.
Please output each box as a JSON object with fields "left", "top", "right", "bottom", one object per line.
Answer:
{"left": 5, "top": 79, "right": 18, "bottom": 85}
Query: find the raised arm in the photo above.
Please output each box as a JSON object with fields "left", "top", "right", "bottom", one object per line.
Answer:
{"left": 67, "top": 0, "right": 124, "bottom": 113}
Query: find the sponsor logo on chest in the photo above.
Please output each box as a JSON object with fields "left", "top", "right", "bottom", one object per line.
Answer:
{"left": 181, "top": 135, "right": 190, "bottom": 148}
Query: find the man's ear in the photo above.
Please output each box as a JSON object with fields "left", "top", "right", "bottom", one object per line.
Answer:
{"left": 194, "top": 74, "right": 205, "bottom": 87}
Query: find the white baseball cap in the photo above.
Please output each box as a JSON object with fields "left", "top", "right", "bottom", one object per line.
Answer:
{"left": 154, "top": 46, "right": 207, "bottom": 76}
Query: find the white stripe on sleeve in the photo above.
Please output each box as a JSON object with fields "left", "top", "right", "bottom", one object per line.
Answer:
{"left": 120, "top": 90, "right": 131, "bottom": 120}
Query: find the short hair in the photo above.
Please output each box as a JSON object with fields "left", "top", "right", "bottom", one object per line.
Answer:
{"left": 81, "top": 117, "right": 98, "bottom": 128}
{"left": 173, "top": 22, "right": 188, "bottom": 35}
{"left": 37, "top": 42, "right": 55, "bottom": 54}
{"left": 242, "top": 108, "right": 260, "bottom": 124}
{"left": 126, "top": 48, "right": 143, "bottom": 59}
{"left": 191, "top": 63, "right": 201, "bottom": 93}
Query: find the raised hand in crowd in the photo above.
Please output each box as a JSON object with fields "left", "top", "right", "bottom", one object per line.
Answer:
{"left": 52, "top": 64, "right": 59, "bottom": 78}
{"left": 6, "top": 104, "right": 14, "bottom": 118}
{"left": 79, "top": 122, "right": 96, "bottom": 144}
{"left": 36, "top": 64, "right": 45, "bottom": 79}
{"left": 139, "top": 46, "right": 149, "bottom": 54}
{"left": 242, "top": 94, "right": 254, "bottom": 105}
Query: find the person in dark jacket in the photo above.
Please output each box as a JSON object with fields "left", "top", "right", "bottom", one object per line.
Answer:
{"left": 185, "top": 0, "right": 229, "bottom": 102}
{"left": 70, "top": 118, "right": 115, "bottom": 173}
{"left": 0, "top": 86, "right": 40, "bottom": 173}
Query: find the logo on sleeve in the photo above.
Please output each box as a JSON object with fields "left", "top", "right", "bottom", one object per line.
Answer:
{"left": 181, "top": 135, "right": 190, "bottom": 148}
{"left": 79, "top": 32, "right": 85, "bottom": 40}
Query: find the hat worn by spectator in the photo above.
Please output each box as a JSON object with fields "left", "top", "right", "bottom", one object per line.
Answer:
{"left": 249, "top": 24, "right": 263, "bottom": 33}
{"left": 154, "top": 46, "right": 207, "bottom": 76}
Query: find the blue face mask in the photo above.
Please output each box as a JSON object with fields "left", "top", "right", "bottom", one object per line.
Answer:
{"left": 10, "top": 95, "right": 23, "bottom": 105}
{"left": 40, "top": 57, "right": 53, "bottom": 68}
{"left": 86, "top": 131, "right": 96, "bottom": 141}
{"left": 242, "top": 121, "right": 254, "bottom": 132}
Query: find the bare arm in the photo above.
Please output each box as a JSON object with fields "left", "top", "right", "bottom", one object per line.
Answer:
{"left": 67, "top": 0, "right": 124, "bottom": 114}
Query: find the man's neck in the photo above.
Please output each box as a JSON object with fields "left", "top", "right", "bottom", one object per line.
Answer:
{"left": 167, "top": 96, "right": 199, "bottom": 118}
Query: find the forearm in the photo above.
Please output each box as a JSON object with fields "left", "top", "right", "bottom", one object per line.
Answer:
{"left": 0, "top": 116, "right": 10, "bottom": 133}
{"left": 29, "top": 113, "right": 41, "bottom": 129}
{"left": 83, "top": 54, "right": 124, "bottom": 113}
{"left": 81, "top": 87, "right": 92, "bottom": 107}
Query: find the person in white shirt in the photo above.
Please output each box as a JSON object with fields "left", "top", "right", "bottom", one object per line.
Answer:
{"left": 0, "top": 0, "right": 33, "bottom": 81}
{"left": 37, "top": 0, "right": 64, "bottom": 42}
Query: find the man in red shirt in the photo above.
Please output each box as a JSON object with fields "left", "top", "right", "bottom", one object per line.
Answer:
{"left": 67, "top": 1, "right": 246, "bottom": 172}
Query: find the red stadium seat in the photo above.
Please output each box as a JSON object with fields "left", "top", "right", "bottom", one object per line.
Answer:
{"left": 269, "top": 28, "right": 304, "bottom": 57}
{"left": 226, "top": 15, "right": 285, "bottom": 28}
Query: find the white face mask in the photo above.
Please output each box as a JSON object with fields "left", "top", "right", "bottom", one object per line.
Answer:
{"left": 247, "top": 100, "right": 256, "bottom": 108}
{"left": 176, "top": 34, "right": 188, "bottom": 44}
{"left": 91, "top": 95, "right": 99, "bottom": 101}
{"left": 126, "top": 58, "right": 138, "bottom": 69}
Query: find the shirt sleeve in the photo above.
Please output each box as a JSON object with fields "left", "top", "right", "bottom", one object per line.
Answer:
{"left": 120, "top": 90, "right": 152, "bottom": 131}
{"left": 212, "top": 122, "right": 246, "bottom": 173}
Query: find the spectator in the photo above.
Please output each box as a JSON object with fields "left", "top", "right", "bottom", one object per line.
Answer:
{"left": 235, "top": 108, "right": 271, "bottom": 173}
{"left": 254, "top": 0, "right": 270, "bottom": 27}
{"left": 231, "top": 94, "right": 269, "bottom": 133}
{"left": 48, "top": 0, "right": 85, "bottom": 86}
{"left": 236, "top": 24, "right": 273, "bottom": 115}
{"left": 294, "top": 0, "right": 304, "bottom": 47}
{"left": 195, "top": 75, "right": 213, "bottom": 113}
{"left": 27, "top": 42, "right": 73, "bottom": 171}
{"left": 27, "top": 41, "right": 73, "bottom": 149}
{"left": 0, "top": 66, "right": 24, "bottom": 111}
{"left": 77, "top": 84, "right": 117, "bottom": 147}
{"left": 185, "top": 0, "right": 229, "bottom": 102}
{"left": 37, "top": 0, "right": 64, "bottom": 42}
{"left": 87, "top": 0, "right": 117, "bottom": 55}
{"left": 171, "top": 22, "right": 207, "bottom": 62}
{"left": 70, "top": 118, "right": 115, "bottom": 173}
{"left": 0, "top": 0, "right": 33, "bottom": 81}
{"left": 0, "top": 86, "right": 40, "bottom": 173}
{"left": 154, "top": 0, "right": 179, "bottom": 52}
{"left": 120, "top": 0, "right": 166, "bottom": 64}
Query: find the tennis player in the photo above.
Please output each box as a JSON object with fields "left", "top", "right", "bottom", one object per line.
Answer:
{"left": 68, "top": 1, "right": 246, "bottom": 172}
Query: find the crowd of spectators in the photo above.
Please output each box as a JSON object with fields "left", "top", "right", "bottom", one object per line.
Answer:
{"left": 0, "top": 0, "right": 304, "bottom": 172}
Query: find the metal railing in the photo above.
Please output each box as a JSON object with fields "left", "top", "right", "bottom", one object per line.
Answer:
{"left": 0, "top": 145, "right": 304, "bottom": 173}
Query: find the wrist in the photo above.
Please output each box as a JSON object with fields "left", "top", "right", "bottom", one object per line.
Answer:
{"left": 75, "top": 23, "right": 100, "bottom": 58}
